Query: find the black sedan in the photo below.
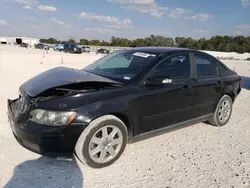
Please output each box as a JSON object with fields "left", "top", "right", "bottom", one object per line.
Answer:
{"left": 7, "top": 47, "right": 241, "bottom": 168}
{"left": 34, "top": 43, "right": 45, "bottom": 49}
{"left": 20, "top": 43, "right": 28, "bottom": 48}
{"left": 96, "top": 48, "right": 110, "bottom": 54}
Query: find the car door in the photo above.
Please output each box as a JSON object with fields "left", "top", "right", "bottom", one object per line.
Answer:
{"left": 192, "top": 52, "right": 223, "bottom": 116}
{"left": 134, "top": 52, "right": 197, "bottom": 134}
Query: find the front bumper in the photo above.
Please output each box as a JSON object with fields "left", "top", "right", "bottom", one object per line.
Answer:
{"left": 7, "top": 99, "right": 86, "bottom": 156}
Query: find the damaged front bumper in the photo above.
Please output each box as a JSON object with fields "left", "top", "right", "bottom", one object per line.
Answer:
{"left": 7, "top": 98, "right": 86, "bottom": 156}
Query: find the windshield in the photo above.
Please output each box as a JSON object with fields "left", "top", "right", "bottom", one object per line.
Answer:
{"left": 83, "top": 50, "right": 159, "bottom": 82}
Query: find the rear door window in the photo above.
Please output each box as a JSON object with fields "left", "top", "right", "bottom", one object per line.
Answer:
{"left": 195, "top": 53, "right": 218, "bottom": 78}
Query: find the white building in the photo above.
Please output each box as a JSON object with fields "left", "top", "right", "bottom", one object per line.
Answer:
{"left": 0, "top": 36, "right": 40, "bottom": 46}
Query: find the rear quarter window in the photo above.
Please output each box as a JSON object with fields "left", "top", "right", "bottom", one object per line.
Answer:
{"left": 216, "top": 60, "right": 229, "bottom": 75}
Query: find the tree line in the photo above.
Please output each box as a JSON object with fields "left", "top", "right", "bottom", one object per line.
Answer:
{"left": 40, "top": 35, "right": 250, "bottom": 54}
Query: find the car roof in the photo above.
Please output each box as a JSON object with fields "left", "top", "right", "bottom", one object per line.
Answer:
{"left": 124, "top": 47, "right": 197, "bottom": 54}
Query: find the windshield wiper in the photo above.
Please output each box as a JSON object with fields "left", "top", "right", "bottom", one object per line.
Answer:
{"left": 106, "top": 82, "right": 125, "bottom": 87}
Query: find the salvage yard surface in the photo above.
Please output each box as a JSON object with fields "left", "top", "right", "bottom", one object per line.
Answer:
{"left": 0, "top": 45, "right": 250, "bottom": 188}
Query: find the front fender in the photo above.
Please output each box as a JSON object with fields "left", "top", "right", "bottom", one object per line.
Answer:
{"left": 73, "top": 98, "right": 130, "bottom": 124}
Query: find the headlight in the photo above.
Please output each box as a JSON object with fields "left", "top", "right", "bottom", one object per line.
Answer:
{"left": 29, "top": 109, "right": 77, "bottom": 126}
{"left": 73, "top": 48, "right": 77, "bottom": 51}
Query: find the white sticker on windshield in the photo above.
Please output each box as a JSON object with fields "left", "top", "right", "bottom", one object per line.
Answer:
{"left": 133, "top": 52, "right": 156, "bottom": 58}
{"left": 124, "top": 76, "right": 131, "bottom": 80}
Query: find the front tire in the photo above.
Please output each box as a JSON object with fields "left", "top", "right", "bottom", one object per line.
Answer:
{"left": 75, "top": 115, "right": 128, "bottom": 168}
{"left": 209, "top": 95, "right": 233, "bottom": 126}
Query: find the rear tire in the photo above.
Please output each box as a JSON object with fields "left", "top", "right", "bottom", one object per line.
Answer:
{"left": 74, "top": 115, "right": 128, "bottom": 168}
{"left": 209, "top": 95, "right": 233, "bottom": 126}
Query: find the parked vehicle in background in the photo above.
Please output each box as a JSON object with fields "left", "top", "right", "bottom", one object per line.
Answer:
{"left": 35, "top": 43, "right": 45, "bottom": 49}
{"left": 20, "top": 43, "right": 28, "bottom": 48}
{"left": 96, "top": 48, "right": 110, "bottom": 55}
{"left": 82, "top": 46, "right": 91, "bottom": 53}
{"left": 34, "top": 44, "right": 53, "bottom": 50}
{"left": 54, "top": 44, "right": 64, "bottom": 51}
{"left": 7, "top": 47, "right": 241, "bottom": 169}
{"left": 64, "top": 44, "right": 82, "bottom": 54}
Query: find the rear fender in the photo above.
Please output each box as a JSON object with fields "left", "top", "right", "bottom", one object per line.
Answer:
{"left": 223, "top": 85, "right": 235, "bottom": 101}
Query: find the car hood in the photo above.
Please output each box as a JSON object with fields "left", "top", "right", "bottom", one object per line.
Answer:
{"left": 20, "top": 67, "right": 121, "bottom": 97}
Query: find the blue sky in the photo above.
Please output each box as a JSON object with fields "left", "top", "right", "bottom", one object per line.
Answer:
{"left": 0, "top": 0, "right": 249, "bottom": 41}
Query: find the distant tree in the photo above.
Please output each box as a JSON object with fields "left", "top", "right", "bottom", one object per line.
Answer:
{"left": 197, "top": 37, "right": 207, "bottom": 50}
{"left": 88, "top": 40, "right": 101, "bottom": 46}
{"left": 100, "top": 40, "right": 110, "bottom": 46}
{"left": 178, "top": 38, "right": 198, "bottom": 49}
{"left": 130, "top": 38, "right": 145, "bottom": 47}
{"left": 79, "top": 39, "right": 89, "bottom": 45}
{"left": 175, "top": 37, "right": 186, "bottom": 47}
{"left": 39, "top": 35, "right": 250, "bottom": 53}
{"left": 67, "top": 38, "right": 76, "bottom": 44}
{"left": 40, "top": 37, "right": 58, "bottom": 44}
{"left": 39, "top": 38, "right": 46, "bottom": 43}
{"left": 145, "top": 35, "right": 175, "bottom": 47}
{"left": 110, "top": 37, "right": 131, "bottom": 47}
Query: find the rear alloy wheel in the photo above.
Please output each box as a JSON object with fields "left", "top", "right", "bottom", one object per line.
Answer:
{"left": 209, "top": 95, "right": 233, "bottom": 126}
{"left": 74, "top": 115, "right": 128, "bottom": 168}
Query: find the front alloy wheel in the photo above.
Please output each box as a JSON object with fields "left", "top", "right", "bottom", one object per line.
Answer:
{"left": 88, "top": 125, "right": 123, "bottom": 164}
{"left": 74, "top": 115, "right": 128, "bottom": 168}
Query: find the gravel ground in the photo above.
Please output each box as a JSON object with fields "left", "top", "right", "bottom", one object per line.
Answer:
{"left": 0, "top": 46, "right": 250, "bottom": 188}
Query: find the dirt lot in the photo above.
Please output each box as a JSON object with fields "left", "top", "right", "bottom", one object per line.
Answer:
{"left": 1, "top": 45, "right": 250, "bottom": 188}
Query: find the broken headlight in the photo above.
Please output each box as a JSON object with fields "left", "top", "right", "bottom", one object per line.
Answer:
{"left": 29, "top": 109, "right": 77, "bottom": 126}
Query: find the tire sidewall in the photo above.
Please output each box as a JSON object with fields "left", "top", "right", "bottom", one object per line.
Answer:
{"left": 215, "top": 95, "right": 233, "bottom": 126}
{"left": 75, "top": 115, "right": 128, "bottom": 168}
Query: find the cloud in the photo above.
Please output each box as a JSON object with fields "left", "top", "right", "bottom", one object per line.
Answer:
{"left": 24, "top": 16, "right": 36, "bottom": 21}
{"left": 14, "top": 0, "right": 38, "bottom": 6}
{"left": 84, "top": 28, "right": 114, "bottom": 33}
{"left": 31, "top": 25, "right": 39, "bottom": 29}
{"left": 236, "top": 24, "right": 250, "bottom": 31}
{"left": 108, "top": 19, "right": 135, "bottom": 29}
{"left": 235, "top": 31, "right": 244, "bottom": 35}
{"left": 194, "top": 29, "right": 207, "bottom": 33}
{"left": 79, "top": 12, "right": 120, "bottom": 24}
{"left": 50, "top": 18, "right": 71, "bottom": 28}
{"left": 185, "top": 14, "right": 214, "bottom": 21}
{"left": 168, "top": 8, "right": 192, "bottom": 18}
{"left": 23, "top": 5, "right": 32, "bottom": 9}
{"left": 109, "top": 0, "right": 154, "bottom": 5}
{"left": 0, "top": 20, "right": 8, "bottom": 26}
{"left": 37, "top": 5, "right": 57, "bottom": 12}
{"left": 79, "top": 12, "right": 135, "bottom": 29}
{"left": 241, "top": 0, "right": 249, "bottom": 7}
{"left": 122, "top": 19, "right": 135, "bottom": 28}
{"left": 109, "top": 0, "right": 169, "bottom": 18}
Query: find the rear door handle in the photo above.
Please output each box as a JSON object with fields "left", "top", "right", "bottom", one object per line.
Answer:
{"left": 216, "top": 81, "right": 222, "bottom": 86}
{"left": 182, "top": 85, "right": 192, "bottom": 91}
